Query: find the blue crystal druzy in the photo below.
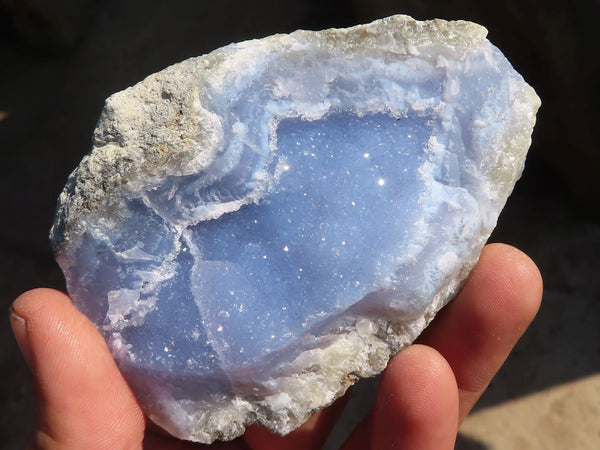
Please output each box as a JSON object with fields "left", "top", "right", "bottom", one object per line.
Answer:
{"left": 51, "top": 16, "right": 540, "bottom": 442}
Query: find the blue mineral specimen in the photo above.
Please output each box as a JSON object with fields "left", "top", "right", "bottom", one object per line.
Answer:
{"left": 51, "top": 15, "right": 540, "bottom": 443}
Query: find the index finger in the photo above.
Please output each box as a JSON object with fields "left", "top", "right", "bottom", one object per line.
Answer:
{"left": 417, "top": 243, "right": 543, "bottom": 422}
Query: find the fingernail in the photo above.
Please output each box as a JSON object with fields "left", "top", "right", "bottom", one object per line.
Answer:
{"left": 9, "top": 306, "right": 34, "bottom": 370}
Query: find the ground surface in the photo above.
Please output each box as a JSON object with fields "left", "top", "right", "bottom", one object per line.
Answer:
{"left": 1, "top": 1, "right": 598, "bottom": 448}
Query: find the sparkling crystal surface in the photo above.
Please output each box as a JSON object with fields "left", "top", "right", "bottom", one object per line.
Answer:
{"left": 51, "top": 15, "right": 540, "bottom": 443}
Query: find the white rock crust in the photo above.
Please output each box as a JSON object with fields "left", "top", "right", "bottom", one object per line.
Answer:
{"left": 51, "top": 15, "right": 540, "bottom": 443}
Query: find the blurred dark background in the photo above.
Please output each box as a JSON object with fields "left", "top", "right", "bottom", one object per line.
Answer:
{"left": 1, "top": 0, "right": 598, "bottom": 448}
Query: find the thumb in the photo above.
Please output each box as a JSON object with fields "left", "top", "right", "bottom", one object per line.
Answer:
{"left": 10, "top": 288, "right": 146, "bottom": 449}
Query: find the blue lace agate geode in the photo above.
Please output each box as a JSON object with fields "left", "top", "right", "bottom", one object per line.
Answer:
{"left": 50, "top": 15, "right": 540, "bottom": 443}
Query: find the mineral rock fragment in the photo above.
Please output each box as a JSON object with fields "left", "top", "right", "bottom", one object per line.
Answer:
{"left": 50, "top": 15, "right": 540, "bottom": 443}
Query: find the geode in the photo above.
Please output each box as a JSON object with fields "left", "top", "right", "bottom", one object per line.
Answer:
{"left": 50, "top": 15, "right": 540, "bottom": 443}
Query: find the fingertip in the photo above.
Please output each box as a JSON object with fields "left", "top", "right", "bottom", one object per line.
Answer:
{"left": 9, "top": 306, "right": 33, "bottom": 369}
{"left": 12, "top": 288, "right": 71, "bottom": 322}
{"left": 371, "top": 345, "right": 458, "bottom": 449}
{"left": 11, "top": 288, "right": 146, "bottom": 448}
{"left": 482, "top": 243, "right": 542, "bottom": 288}
{"left": 379, "top": 344, "right": 458, "bottom": 421}
{"left": 10, "top": 289, "right": 71, "bottom": 372}
{"left": 12, "top": 289, "right": 99, "bottom": 376}
{"left": 418, "top": 243, "right": 543, "bottom": 421}
{"left": 476, "top": 243, "right": 543, "bottom": 333}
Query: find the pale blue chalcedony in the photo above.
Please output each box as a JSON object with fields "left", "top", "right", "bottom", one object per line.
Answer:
{"left": 51, "top": 15, "right": 540, "bottom": 443}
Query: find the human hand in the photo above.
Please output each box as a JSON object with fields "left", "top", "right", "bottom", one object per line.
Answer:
{"left": 10, "top": 243, "right": 542, "bottom": 449}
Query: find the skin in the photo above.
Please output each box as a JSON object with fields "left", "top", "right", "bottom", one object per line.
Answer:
{"left": 10, "top": 243, "right": 542, "bottom": 449}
